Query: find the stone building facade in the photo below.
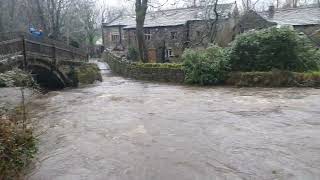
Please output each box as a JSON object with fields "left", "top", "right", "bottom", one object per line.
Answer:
{"left": 102, "top": 3, "right": 239, "bottom": 62}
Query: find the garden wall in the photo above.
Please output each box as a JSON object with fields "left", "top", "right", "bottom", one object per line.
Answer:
{"left": 103, "top": 52, "right": 185, "bottom": 83}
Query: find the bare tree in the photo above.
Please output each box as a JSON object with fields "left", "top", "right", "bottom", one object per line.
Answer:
{"left": 242, "top": 0, "right": 263, "bottom": 11}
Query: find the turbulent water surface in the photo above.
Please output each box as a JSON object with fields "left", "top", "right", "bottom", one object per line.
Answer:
{"left": 26, "top": 61, "right": 320, "bottom": 180}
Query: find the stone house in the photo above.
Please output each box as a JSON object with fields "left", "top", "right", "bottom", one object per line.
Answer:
{"left": 239, "top": 6, "right": 320, "bottom": 45}
{"left": 102, "top": 3, "right": 239, "bottom": 62}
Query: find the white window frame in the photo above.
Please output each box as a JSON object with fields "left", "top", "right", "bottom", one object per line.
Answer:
{"left": 166, "top": 48, "right": 174, "bottom": 57}
{"left": 144, "top": 29, "right": 152, "bottom": 40}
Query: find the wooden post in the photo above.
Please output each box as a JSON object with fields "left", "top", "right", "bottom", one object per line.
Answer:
{"left": 22, "top": 35, "right": 27, "bottom": 70}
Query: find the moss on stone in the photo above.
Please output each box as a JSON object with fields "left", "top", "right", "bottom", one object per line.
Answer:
{"left": 76, "top": 63, "right": 102, "bottom": 85}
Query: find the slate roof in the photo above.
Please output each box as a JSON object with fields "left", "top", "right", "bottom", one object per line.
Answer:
{"left": 259, "top": 7, "right": 320, "bottom": 26}
{"left": 103, "top": 3, "right": 237, "bottom": 29}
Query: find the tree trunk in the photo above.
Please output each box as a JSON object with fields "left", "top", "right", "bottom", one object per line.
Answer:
{"left": 9, "top": 0, "right": 17, "bottom": 29}
{"left": 0, "top": 1, "right": 3, "bottom": 32}
{"left": 135, "top": 0, "right": 148, "bottom": 63}
{"left": 209, "top": 0, "right": 219, "bottom": 43}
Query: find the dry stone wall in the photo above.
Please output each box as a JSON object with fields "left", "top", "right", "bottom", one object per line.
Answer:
{"left": 103, "top": 52, "right": 185, "bottom": 83}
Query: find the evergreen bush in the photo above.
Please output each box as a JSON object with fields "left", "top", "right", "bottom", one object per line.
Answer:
{"left": 182, "top": 46, "right": 230, "bottom": 85}
{"left": 127, "top": 47, "right": 139, "bottom": 62}
{"left": 230, "top": 27, "right": 320, "bottom": 72}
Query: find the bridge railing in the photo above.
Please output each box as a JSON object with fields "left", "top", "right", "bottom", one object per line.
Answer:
{"left": 0, "top": 32, "right": 88, "bottom": 62}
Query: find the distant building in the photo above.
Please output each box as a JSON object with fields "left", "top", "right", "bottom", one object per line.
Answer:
{"left": 239, "top": 6, "right": 320, "bottom": 45}
{"left": 102, "top": 3, "right": 239, "bottom": 62}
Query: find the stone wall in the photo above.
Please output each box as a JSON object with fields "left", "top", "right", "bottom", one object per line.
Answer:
{"left": 227, "top": 71, "right": 320, "bottom": 87}
{"left": 103, "top": 52, "right": 185, "bottom": 83}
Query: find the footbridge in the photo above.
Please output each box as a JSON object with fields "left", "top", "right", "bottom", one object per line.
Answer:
{"left": 0, "top": 32, "right": 89, "bottom": 88}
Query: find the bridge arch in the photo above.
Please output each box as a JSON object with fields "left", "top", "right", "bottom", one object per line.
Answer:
{"left": 26, "top": 58, "right": 70, "bottom": 89}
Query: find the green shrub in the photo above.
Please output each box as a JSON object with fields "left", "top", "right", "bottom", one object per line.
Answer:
{"left": 127, "top": 47, "right": 139, "bottom": 62}
{"left": 230, "top": 27, "right": 320, "bottom": 72}
{"left": 182, "top": 46, "right": 230, "bottom": 85}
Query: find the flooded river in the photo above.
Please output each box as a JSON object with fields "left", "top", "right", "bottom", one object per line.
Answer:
{"left": 26, "top": 62, "right": 320, "bottom": 180}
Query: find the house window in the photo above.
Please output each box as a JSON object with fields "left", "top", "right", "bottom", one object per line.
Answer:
{"left": 132, "top": 31, "right": 137, "bottom": 40}
{"left": 144, "top": 29, "right": 151, "bottom": 40}
{"left": 166, "top": 48, "right": 174, "bottom": 57}
{"left": 196, "top": 31, "right": 201, "bottom": 38}
{"left": 171, "top": 32, "right": 177, "bottom": 40}
{"left": 111, "top": 34, "right": 120, "bottom": 42}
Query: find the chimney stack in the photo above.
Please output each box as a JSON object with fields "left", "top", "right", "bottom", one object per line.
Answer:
{"left": 268, "top": 5, "right": 275, "bottom": 18}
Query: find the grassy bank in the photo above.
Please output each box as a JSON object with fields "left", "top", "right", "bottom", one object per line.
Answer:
{"left": 0, "top": 105, "right": 37, "bottom": 180}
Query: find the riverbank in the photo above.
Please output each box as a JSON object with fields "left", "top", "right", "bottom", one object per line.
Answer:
{"left": 0, "top": 88, "right": 37, "bottom": 179}
{"left": 103, "top": 52, "right": 320, "bottom": 87}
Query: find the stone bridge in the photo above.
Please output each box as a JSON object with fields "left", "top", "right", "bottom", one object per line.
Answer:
{"left": 0, "top": 32, "right": 89, "bottom": 88}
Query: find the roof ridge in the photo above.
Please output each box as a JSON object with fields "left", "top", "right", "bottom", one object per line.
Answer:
{"left": 103, "top": 2, "right": 236, "bottom": 27}
{"left": 259, "top": 6, "right": 319, "bottom": 13}
{"left": 147, "top": 2, "right": 235, "bottom": 14}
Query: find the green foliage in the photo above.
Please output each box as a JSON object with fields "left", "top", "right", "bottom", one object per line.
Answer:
{"left": 127, "top": 47, "right": 139, "bottom": 62}
{"left": 230, "top": 27, "right": 320, "bottom": 72}
{"left": 182, "top": 46, "right": 230, "bottom": 85}
{"left": 0, "top": 114, "right": 37, "bottom": 179}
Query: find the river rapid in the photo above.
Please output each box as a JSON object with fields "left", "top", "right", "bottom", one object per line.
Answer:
{"left": 26, "top": 61, "right": 320, "bottom": 180}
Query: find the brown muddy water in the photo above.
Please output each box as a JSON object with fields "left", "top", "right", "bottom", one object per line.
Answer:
{"left": 25, "top": 62, "right": 320, "bottom": 180}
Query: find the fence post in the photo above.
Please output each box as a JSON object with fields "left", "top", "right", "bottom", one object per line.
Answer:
{"left": 22, "top": 35, "right": 27, "bottom": 70}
